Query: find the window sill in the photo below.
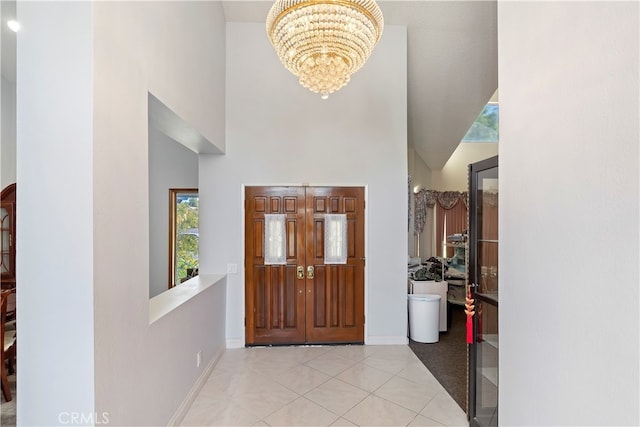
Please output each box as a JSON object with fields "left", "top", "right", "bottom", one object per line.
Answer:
{"left": 149, "top": 274, "right": 226, "bottom": 324}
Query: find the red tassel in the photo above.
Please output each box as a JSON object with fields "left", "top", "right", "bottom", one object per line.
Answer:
{"left": 465, "top": 289, "right": 474, "bottom": 344}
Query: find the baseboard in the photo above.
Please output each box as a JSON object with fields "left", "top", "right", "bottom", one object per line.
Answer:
{"left": 226, "top": 338, "right": 243, "bottom": 349}
{"left": 365, "top": 335, "right": 409, "bottom": 345}
{"left": 167, "top": 348, "right": 224, "bottom": 427}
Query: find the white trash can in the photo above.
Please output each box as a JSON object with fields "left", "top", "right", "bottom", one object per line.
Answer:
{"left": 408, "top": 293, "right": 441, "bottom": 343}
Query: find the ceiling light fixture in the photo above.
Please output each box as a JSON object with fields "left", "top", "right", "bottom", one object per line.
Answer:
{"left": 7, "top": 20, "right": 20, "bottom": 32}
{"left": 266, "top": 0, "right": 383, "bottom": 99}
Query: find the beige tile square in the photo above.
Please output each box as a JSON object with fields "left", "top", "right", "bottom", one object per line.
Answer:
{"left": 366, "top": 345, "right": 418, "bottom": 359}
{"left": 269, "top": 364, "right": 332, "bottom": 395}
{"left": 335, "top": 362, "right": 394, "bottom": 392}
{"left": 304, "top": 378, "right": 369, "bottom": 416}
{"left": 264, "top": 396, "right": 340, "bottom": 426}
{"left": 374, "top": 376, "right": 440, "bottom": 413}
{"left": 232, "top": 379, "right": 301, "bottom": 420}
{"left": 181, "top": 397, "right": 259, "bottom": 426}
{"left": 420, "top": 392, "right": 468, "bottom": 426}
{"left": 330, "top": 417, "right": 357, "bottom": 426}
{"left": 304, "top": 353, "right": 359, "bottom": 376}
{"left": 248, "top": 349, "right": 305, "bottom": 371}
{"left": 199, "top": 369, "right": 273, "bottom": 398}
{"left": 408, "top": 414, "right": 446, "bottom": 426}
{"left": 397, "top": 361, "right": 446, "bottom": 390}
{"left": 323, "top": 345, "right": 370, "bottom": 361}
{"left": 212, "top": 348, "right": 261, "bottom": 371}
{"left": 255, "top": 345, "right": 330, "bottom": 365}
{"left": 292, "top": 345, "right": 333, "bottom": 362}
{"left": 362, "top": 353, "right": 416, "bottom": 375}
{"left": 343, "top": 395, "right": 418, "bottom": 426}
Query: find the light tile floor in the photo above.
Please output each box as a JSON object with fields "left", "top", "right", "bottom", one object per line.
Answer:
{"left": 182, "top": 345, "right": 467, "bottom": 426}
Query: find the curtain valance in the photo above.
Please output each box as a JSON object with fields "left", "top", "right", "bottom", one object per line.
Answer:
{"left": 414, "top": 189, "right": 468, "bottom": 237}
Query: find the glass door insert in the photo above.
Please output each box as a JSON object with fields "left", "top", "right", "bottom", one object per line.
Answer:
{"left": 468, "top": 155, "right": 499, "bottom": 427}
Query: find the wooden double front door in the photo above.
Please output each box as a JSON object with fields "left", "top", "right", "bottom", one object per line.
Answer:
{"left": 245, "top": 186, "right": 365, "bottom": 345}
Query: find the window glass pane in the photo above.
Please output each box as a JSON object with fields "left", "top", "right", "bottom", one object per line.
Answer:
{"left": 324, "top": 214, "right": 347, "bottom": 264}
{"left": 476, "top": 299, "right": 499, "bottom": 426}
{"left": 174, "top": 191, "right": 199, "bottom": 284}
{"left": 264, "top": 214, "right": 286, "bottom": 265}
{"left": 462, "top": 103, "right": 499, "bottom": 143}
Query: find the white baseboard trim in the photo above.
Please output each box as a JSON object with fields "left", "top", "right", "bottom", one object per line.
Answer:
{"left": 365, "top": 335, "right": 409, "bottom": 345}
{"left": 226, "top": 338, "right": 244, "bottom": 349}
{"left": 167, "top": 348, "right": 224, "bottom": 427}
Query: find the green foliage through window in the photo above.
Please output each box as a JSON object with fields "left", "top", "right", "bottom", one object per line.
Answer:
{"left": 176, "top": 196, "right": 198, "bottom": 284}
{"left": 171, "top": 190, "right": 199, "bottom": 286}
{"left": 462, "top": 103, "right": 499, "bottom": 143}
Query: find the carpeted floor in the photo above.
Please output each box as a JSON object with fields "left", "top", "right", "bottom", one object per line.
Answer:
{"left": 409, "top": 303, "right": 468, "bottom": 412}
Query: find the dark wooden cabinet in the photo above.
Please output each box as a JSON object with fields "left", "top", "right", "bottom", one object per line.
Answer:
{"left": 1, "top": 184, "right": 16, "bottom": 290}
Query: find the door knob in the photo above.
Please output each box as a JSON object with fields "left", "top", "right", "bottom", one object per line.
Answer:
{"left": 307, "top": 265, "right": 314, "bottom": 279}
{"left": 297, "top": 266, "right": 304, "bottom": 280}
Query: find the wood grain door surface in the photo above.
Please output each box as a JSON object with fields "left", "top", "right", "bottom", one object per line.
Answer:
{"left": 245, "top": 186, "right": 364, "bottom": 345}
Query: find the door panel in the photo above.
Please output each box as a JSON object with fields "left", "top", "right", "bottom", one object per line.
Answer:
{"left": 305, "top": 187, "right": 364, "bottom": 344}
{"left": 468, "top": 156, "right": 499, "bottom": 427}
{"left": 245, "top": 187, "right": 306, "bottom": 345}
{"left": 245, "top": 186, "right": 364, "bottom": 345}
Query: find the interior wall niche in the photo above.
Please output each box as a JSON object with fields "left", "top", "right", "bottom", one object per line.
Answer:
{"left": 147, "top": 93, "right": 220, "bottom": 299}
{"left": 148, "top": 125, "right": 198, "bottom": 298}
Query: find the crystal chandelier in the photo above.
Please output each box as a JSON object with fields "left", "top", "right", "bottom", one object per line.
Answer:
{"left": 266, "top": 0, "right": 384, "bottom": 99}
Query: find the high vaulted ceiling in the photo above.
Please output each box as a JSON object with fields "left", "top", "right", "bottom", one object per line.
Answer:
{"left": 1, "top": 1, "right": 498, "bottom": 170}
{"left": 222, "top": 1, "right": 498, "bottom": 170}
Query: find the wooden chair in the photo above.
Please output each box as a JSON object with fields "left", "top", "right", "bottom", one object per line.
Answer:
{"left": 4, "top": 290, "right": 15, "bottom": 331}
{"left": 1, "top": 289, "right": 16, "bottom": 402}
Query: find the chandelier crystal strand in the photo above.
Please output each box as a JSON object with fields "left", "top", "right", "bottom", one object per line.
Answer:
{"left": 267, "top": 0, "right": 384, "bottom": 99}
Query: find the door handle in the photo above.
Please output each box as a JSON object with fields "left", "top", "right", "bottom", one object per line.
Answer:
{"left": 297, "top": 266, "right": 304, "bottom": 280}
{"left": 307, "top": 265, "right": 314, "bottom": 279}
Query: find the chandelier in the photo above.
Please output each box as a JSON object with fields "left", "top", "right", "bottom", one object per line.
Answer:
{"left": 266, "top": 0, "right": 384, "bottom": 99}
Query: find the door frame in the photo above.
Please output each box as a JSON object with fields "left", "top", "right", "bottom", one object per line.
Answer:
{"left": 467, "top": 156, "right": 499, "bottom": 427}
{"left": 241, "top": 183, "right": 368, "bottom": 346}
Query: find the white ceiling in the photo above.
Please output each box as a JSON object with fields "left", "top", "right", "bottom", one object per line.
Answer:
{"left": 222, "top": 0, "right": 498, "bottom": 170}
{"left": 1, "top": 1, "right": 497, "bottom": 170}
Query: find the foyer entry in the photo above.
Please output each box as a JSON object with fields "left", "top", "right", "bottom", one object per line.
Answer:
{"left": 244, "top": 186, "right": 365, "bottom": 345}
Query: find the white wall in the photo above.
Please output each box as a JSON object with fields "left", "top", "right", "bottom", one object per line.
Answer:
{"left": 1, "top": 0, "right": 18, "bottom": 190}
{"left": 499, "top": 2, "right": 639, "bottom": 425}
{"left": 16, "top": 2, "right": 95, "bottom": 424}
{"left": 148, "top": 126, "right": 198, "bottom": 298}
{"left": 93, "top": 2, "right": 226, "bottom": 425}
{"left": 1, "top": 76, "right": 16, "bottom": 189}
{"left": 17, "top": 2, "right": 227, "bottom": 425}
{"left": 202, "top": 23, "right": 408, "bottom": 346}
{"left": 431, "top": 142, "right": 498, "bottom": 191}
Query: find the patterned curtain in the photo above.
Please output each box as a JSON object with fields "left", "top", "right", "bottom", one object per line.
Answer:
{"left": 437, "top": 191, "right": 462, "bottom": 209}
{"left": 414, "top": 189, "right": 437, "bottom": 237}
{"left": 414, "top": 189, "right": 469, "bottom": 257}
{"left": 408, "top": 176, "right": 411, "bottom": 232}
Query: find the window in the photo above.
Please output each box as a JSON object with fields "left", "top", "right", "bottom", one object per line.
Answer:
{"left": 462, "top": 102, "right": 499, "bottom": 143}
{"left": 169, "top": 189, "right": 199, "bottom": 287}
